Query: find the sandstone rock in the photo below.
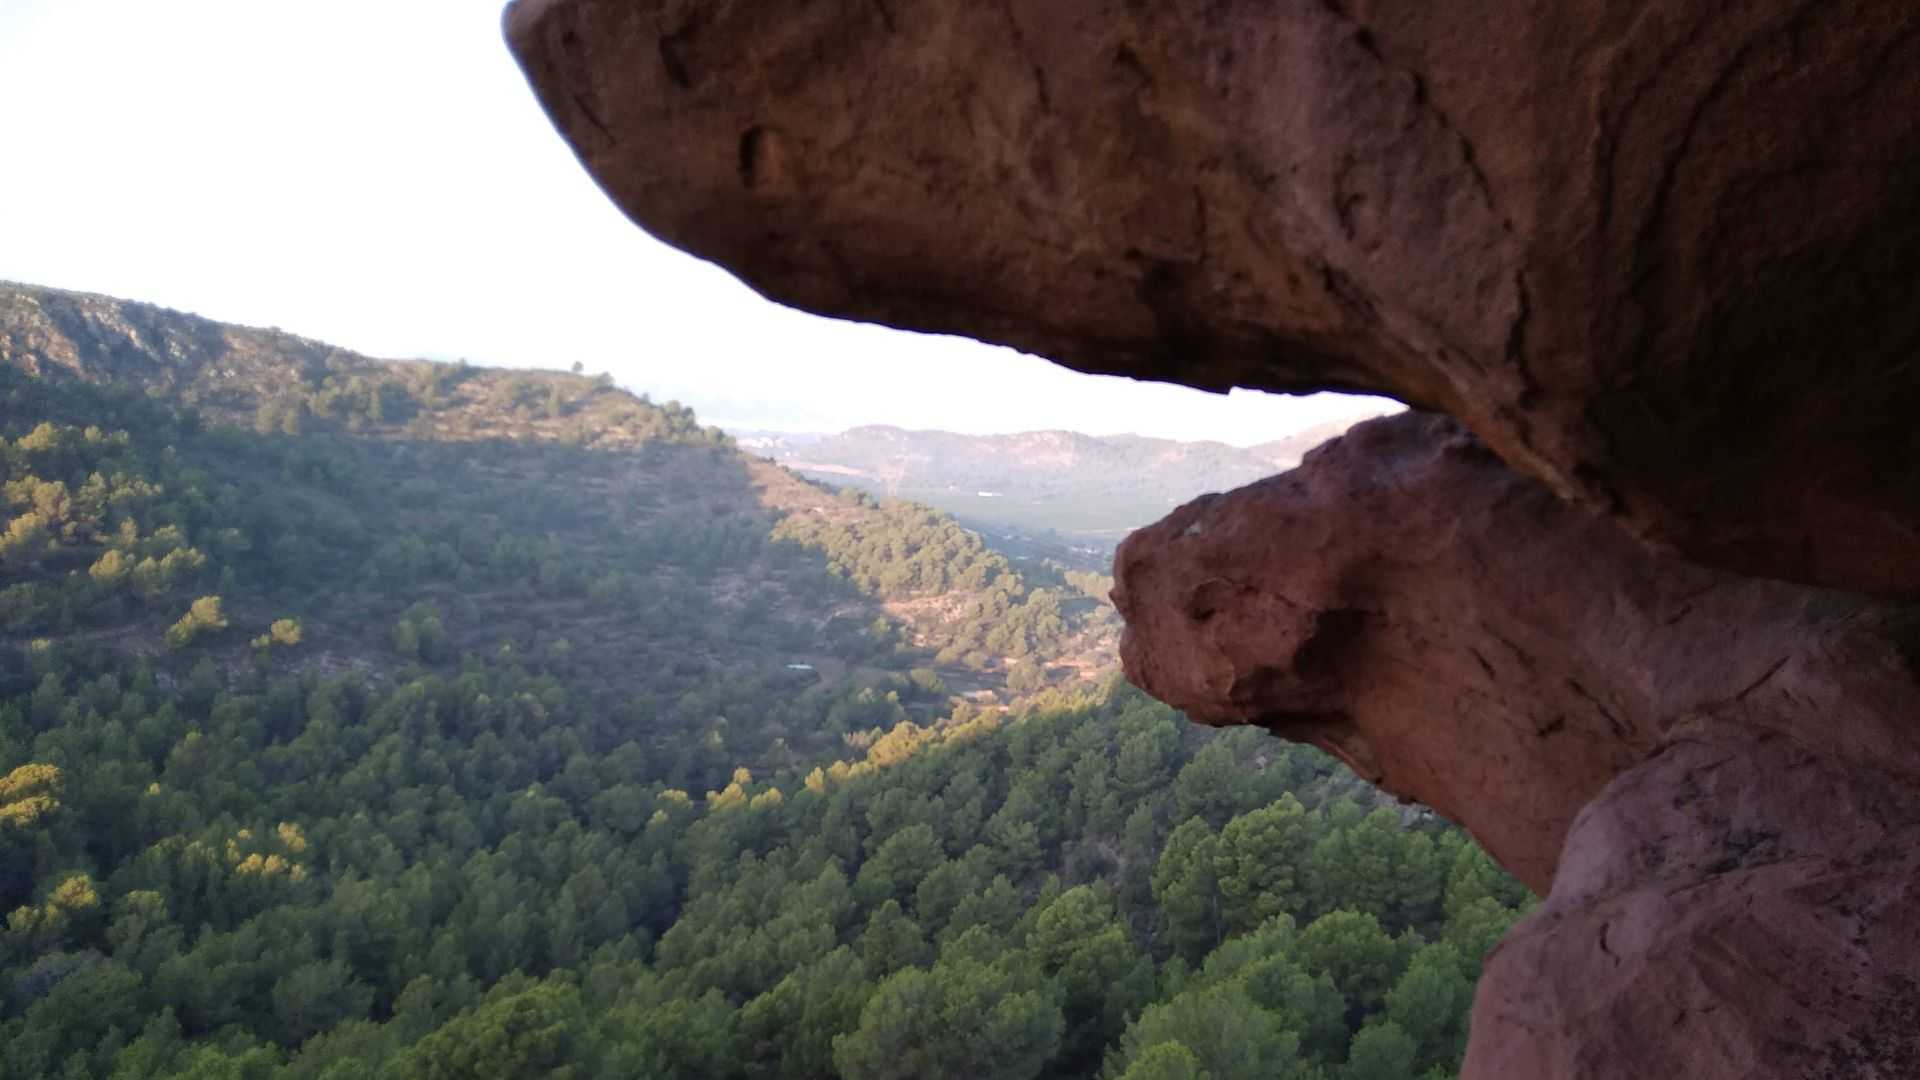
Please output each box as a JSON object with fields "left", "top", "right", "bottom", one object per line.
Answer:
{"left": 505, "top": 2, "right": 1920, "bottom": 1073}
{"left": 1113, "top": 414, "right": 1920, "bottom": 1075}
{"left": 1112, "top": 412, "right": 1920, "bottom": 891}
{"left": 1470, "top": 733, "right": 1920, "bottom": 1078}
{"left": 507, "top": 0, "right": 1920, "bottom": 592}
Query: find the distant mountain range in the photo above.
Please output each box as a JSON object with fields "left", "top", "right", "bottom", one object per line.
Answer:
{"left": 733, "top": 412, "right": 1396, "bottom": 551}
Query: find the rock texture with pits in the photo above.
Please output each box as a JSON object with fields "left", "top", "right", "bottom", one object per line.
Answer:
{"left": 508, "top": 0, "right": 1920, "bottom": 593}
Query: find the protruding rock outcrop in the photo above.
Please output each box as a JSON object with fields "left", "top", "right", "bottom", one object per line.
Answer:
{"left": 1113, "top": 412, "right": 1920, "bottom": 1074}
{"left": 506, "top": 1, "right": 1920, "bottom": 1073}
{"left": 1112, "top": 412, "right": 1920, "bottom": 893}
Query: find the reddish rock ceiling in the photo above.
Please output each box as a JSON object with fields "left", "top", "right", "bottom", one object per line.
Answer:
{"left": 507, "top": 0, "right": 1920, "bottom": 593}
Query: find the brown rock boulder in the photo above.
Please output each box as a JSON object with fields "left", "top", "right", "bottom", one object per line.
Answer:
{"left": 507, "top": 0, "right": 1920, "bottom": 592}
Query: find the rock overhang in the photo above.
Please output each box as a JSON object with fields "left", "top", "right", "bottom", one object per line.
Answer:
{"left": 507, "top": 0, "right": 1920, "bottom": 593}
{"left": 505, "top": 2, "right": 1920, "bottom": 1073}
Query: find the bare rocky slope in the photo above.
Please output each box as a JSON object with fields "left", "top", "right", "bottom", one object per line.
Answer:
{"left": 506, "top": 1, "right": 1920, "bottom": 1074}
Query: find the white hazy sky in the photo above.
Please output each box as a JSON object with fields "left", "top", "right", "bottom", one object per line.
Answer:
{"left": 0, "top": 0, "right": 1389, "bottom": 443}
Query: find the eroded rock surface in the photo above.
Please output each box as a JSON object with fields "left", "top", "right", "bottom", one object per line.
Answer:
{"left": 506, "top": 1, "right": 1920, "bottom": 1074}
{"left": 508, "top": 0, "right": 1920, "bottom": 592}
{"left": 1113, "top": 412, "right": 1920, "bottom": 892}
{"left": 1114, "top": 414, "right": 1920, "bottom": 1076}
{"left": 1471, "top": 733, "right": 1920, "bottom": 1078}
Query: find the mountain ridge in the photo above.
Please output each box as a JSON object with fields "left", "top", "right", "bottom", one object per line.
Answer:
{"left": 737, "top": 410, "right": 1393, "bottom": 545}
{"left": 0, "top": 281, "right": 1118, "bottom": 727}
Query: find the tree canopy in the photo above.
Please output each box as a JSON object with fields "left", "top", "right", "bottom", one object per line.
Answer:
{"left": 0, "top": 294, "right": 1533, "bottom": 1078}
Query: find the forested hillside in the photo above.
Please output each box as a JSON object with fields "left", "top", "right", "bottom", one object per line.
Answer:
{"left": 0, "top": 283, "right": 1527, "bottom": 1079}
{"left": 0, "top": 283, "right": 1114, "bottom": 717}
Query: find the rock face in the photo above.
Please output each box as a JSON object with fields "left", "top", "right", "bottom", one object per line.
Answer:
{"left": 1112, "top": 412, "right": 1920, "bottom": 895}
{"left": 1471, "top": 733, "right": 1920, "bottom": 1078}
{"left": 1113, "top": 413, "right": 1920, "bottom": 1074}
{"left": 506, "top": 1, "right": 1920, "bottom": 1074}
